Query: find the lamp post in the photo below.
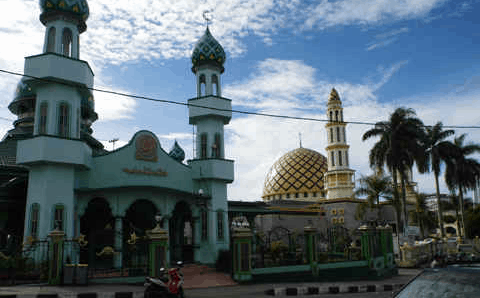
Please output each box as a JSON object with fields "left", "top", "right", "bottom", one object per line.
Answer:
{"left": 109, "top": 138, "right": 119, "bottom": 150}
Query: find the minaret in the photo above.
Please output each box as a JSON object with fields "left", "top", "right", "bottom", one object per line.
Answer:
{"left": 324, "top": 88, "right": 355, "bottom": 199}
{"left": 17, "top": 0, "right": 94, "bottom": 241}
{"left": 188, "top": 26, "right": 234, "bottom": 263}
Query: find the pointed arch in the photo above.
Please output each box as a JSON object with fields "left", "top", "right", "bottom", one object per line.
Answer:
{"left": 47, "top": 27, "right": 56, "bottom": 53}
{"left": 62, "top": 28, "right": 73, "bottom": 56}
{"left": 212, "top": 74, "right": 219, "bottom": 96}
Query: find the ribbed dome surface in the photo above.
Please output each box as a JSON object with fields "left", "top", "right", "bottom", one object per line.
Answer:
{"left": 40, "top": 0, "right": 89, "bottom": 32}
{"left": 191, "top": 27, "right": 226, "bottom": 73}
{"left": 262, "top": 148, "right": 328, "bottom": 198}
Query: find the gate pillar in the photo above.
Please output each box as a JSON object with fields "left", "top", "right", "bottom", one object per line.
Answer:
{"left": 304, "top": 225, "right": 317, "bottom": 264}
{"left": 48, "top": 227, "right": 65, "bottom": 285}
{"left": 114, "top": 217, "right": 123, "bottom": 269}
{"left": 231, "top": 217, "right": 252, "bottom": 282}
{"left": 146, "top": 216, "right": 169, "bottom": 277}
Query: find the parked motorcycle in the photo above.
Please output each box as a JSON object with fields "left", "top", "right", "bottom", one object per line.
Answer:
{"left": 144, "top": 261, "right": 185, "bottom": 298}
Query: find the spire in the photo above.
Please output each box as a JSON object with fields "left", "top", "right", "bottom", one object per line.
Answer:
{"left": 329, "top": 88, "right": 340, "bottom": 101}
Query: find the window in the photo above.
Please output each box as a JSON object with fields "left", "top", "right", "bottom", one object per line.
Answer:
{"left": 200, "top": 133, "right": 207, "bottom": 158}
{"left": 47, "top": 27, "right": 56, "bottom": 53}
{"left": 304, "top": 192, "right": 308, "bottom": 197}
{"left": 330, "top": 128, "right": 333, "bottom": 143}
{"left": 31, "top": 204, "right": 40, "bottom": 238}
{"left": 199, "top": 75, "right": 206, "bottom": 96}
{"left": 54, "top": 205, "right": 64, "bottom": 231}
{"left": 336, "top": 127, "right": 340, "bottom": 142}
{"left": 212, "top": 75, "right": 219, "bottom": 96}
{"left": 39, "top": 102, "right": 48, "bottom": 135}
{"left": 340, "top": 111, "right": 343, "bottom": 122}
{"left": 286, "top": 193, "right": 290, "bottom": 199}
{"left": 295, "top": 193, "right": 299, "bottom": 198}
{"left": 346, "top": 152, "right": 349, "bottom": 166}
{"left": 335, "top": 110, "right": 339, "bottom": 122}
{"left": 329, "top": 111, "right": 333, "bottom": 121}
{"left": 212, "top": 133, "right": 221, "bottom": 158}
{"left": 201, "top": 210, "right": 208, "bottom": 240}
{"left": 331, "top": 151, "right": 335, "bottom": 166}
{"left": 217, "top": 210, "right": 224, "bottom": 240}
{"left": 338, "top": 151, "right": 343, "bottom": 166}
{"left": 343, "top": 127, "right": 346, "bottom": 142}
{"left": 62, "top": 28, "right": 72, "bottom": 57}
{"left": 58, "top": 103, "right": 69, "bottom": 137}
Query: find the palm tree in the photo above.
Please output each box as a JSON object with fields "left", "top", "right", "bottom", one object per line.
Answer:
{"left": 444, "top": 134, "right": 480, "bottom": 237}
{"left": 355, "top": 173, "right": 393, "bottom": 218}
{"left": 362, "top": 107, "right": 427, "bottom": 234}
{"left": 409, "top": 193, "right": 431, "bottom": 238}
{"left": 424, "top": 122, "right": 455, "bottom": 238}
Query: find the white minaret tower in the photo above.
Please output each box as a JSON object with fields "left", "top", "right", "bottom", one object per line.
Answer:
{"left": 188, "top": 26, "right": 234, "bottom": 263}
{"left": 17, "top": 0, "right": 94, "bottom": 242}
{"left": 324, "top": 88, "right": 355, "bottom": 199}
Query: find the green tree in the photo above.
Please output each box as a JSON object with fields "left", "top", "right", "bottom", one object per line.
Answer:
{"left": 409, "top": 193, "right": 435, "bottom": 238}
{"left": 355, "top": 172, "right": 393, "bottom": 218}
{"left": 362, "top": 107, "right": 427, "bottom": 234}
{"left": 424, "top": 122, "right": 455, "bottom": 238}
{"left": 444, "top": 134, "right": 480, "bottom": 237}
{"left": 465, "top": 205, "right": 480, "bottom": 238}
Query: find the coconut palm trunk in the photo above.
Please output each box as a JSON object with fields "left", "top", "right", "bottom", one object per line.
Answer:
{"left": 434, "top": 174, "right": 445, "bottom": 237}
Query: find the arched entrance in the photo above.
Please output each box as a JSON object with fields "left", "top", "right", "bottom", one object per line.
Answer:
{"left": 80, "top": 198, "right": 114, "bottom": 268}
{"left": 170, "top": 201, "right": 194, "bottom": 263}
{"left": 124, "top": 199, "right": 158, "bottom": 269}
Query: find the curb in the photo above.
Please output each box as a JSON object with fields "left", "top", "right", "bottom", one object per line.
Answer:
{"left": 265, "top": 283, "right": 404, "bottom": 296}
{"left": 0, "top": 292, "right": 145, "bottom": 298}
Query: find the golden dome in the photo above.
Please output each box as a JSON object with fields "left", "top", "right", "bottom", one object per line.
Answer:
{"left": 262, "top": 147, "right": 328, "bottom": 199}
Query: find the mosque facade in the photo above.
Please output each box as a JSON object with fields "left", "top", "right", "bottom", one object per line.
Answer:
{"left": 0, "top": 0, "right": 234, "bottom": 266}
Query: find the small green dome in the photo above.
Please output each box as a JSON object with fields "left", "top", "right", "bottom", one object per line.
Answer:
{"left": 168, "top": 140, "right": 185, "bottom": 162}
{"left": 40, "top": 0, "right": 89, "bottom": 31}
{"left": 8, "top": 78, "right": 36, "bottom": 115}
{"left": 191, "top": 27, "right": 226, "bottom": 73}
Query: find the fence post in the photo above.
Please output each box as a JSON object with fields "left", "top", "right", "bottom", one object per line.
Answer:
{"left": 146, "top": 217, "right": 169, "bottom": 278}
{"left": 48, "top": 228, "right": 65, "bottom": 285}
{"left": 231, "top": 217, "right": 252, "bottom": 282}
{"left": 304, "top": 225, "right": 316, "bottom": 264}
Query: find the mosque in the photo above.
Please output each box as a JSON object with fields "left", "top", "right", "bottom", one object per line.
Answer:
{"left": 0, "top": 0, "right": 419, "bottom": 269}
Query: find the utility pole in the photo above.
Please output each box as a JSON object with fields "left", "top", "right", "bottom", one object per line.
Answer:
{"left": 109, "top": 138, "right": 119, "bottom": 150}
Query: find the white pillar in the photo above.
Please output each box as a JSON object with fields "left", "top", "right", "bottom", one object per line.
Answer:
{"left": 114, "top": 217, "right": 123, "bottom": 269}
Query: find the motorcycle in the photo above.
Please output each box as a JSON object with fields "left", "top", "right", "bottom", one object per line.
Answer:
{"left": 144, "top": 261, "right": 185, "bottom": 298}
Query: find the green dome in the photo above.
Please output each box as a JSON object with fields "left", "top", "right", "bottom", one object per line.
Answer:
{"left": 40, "top": 0, "right": 89, "bottom": 31}
{"left": 168, "top": 140, "right": 185, "bottom": 162}
{"left": 8, "top": 79, "right": 36, "bottom": 115}
{"left": 191, "top": 27, "right": 226, "bottom": 73}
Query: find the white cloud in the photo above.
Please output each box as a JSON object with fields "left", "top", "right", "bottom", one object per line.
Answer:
{"left": 93, "top": 85, "right": 137, "bottom": 121}
{"left": 304, "top": 0, "right": 448, "bottom": 29}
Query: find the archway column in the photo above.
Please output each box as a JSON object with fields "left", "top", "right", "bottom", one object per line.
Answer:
{"left": 114, "top": 216, "right": 123, "bottom": 269}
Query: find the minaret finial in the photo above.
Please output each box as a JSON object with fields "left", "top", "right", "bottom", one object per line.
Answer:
{"left": 299, "top": 132, "right": 302, "bottom": 148}
{"left": 203, "top": 10, "right": 212, "bottom": 27}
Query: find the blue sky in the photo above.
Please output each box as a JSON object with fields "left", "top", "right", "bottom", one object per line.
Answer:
{"left": 0, "top": 0, "right": 479, "bottom": 202}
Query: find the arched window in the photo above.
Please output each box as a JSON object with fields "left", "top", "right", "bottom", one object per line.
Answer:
{"left": 212, "top": 133, "right": 221, "bottom": 158}
{"left": 58, "top": 103, "right": 69, "bottom": 137}
{"left": 340, "top": 111, "right": 343, "bottom": 122}
{"left": 54, "top": 204, "right": 64, "bottom": 231}
{"left": 329, "top": 111, "right": 333, "bottom": 121}
{"left": 343, "top": 127, "right": 346, "bottom": 142}
{"left": 336, "top": 127, "right": 340, "bottom": 142}
{"left": 330, "top": 128, "right": 333, "bottom": 143}
{"left": 30, "top": 203, "right": 40, "bottom": 238}
{"left": 47, "top": 27, "right": 56, "bottom": 53}
{"left": 338, "top": 150, "right": 343, "bottom": 166}
{"left": 199, "top": 74, "right": 206, "bottom": 96}
{"left": 62, "top": 28, "right": 73, "bottom": 57}
{"left": 346, "top": 152, "right": 349, "bottom": 166}
{"left": 200, "top": 133, "right": 207, "bottom": 158}
{"left": 39, "top": 102, "right": 48, "bottom": 135}
{"left": 335, "top": 110, "right": 339, "bottom": 122}
{"left": 212, "top": 75, "right": 219, "bottom": 96}
{"left": 217, "top": 210, "right": 224, "bottom": 240}
{"left": 331, "top": 151, "right": 335, "bottom": 166}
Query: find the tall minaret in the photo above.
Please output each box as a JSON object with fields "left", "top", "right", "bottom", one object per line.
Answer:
{"left": 324, "top": 88, "right": 355, "bottom": 199}
{"left": 17, "top": 0, "right": 94, "bottom": 241}
{"left": 188, "top": 26, "right": 234, "bottom": 263}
